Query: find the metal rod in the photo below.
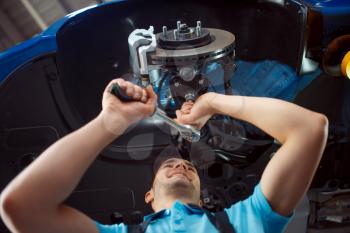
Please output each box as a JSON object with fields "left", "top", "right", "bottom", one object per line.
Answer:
{"left": 20, "top": 0, "right": 48, "bottom": 30}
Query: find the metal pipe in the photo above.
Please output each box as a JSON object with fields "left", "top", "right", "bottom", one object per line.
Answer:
{"left": 19, "top": 0, "right": 47, "bottom": 30}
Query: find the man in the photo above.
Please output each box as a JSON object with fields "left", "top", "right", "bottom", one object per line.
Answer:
{"left": 0, "top": 78, "right": 328, "bottom": 233}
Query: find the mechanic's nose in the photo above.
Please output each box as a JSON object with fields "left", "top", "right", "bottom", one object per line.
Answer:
{"left": 175, "top": 161, "right": 187, "bottom": 170}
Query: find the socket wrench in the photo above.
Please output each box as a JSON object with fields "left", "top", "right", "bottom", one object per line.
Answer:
{"left": 110, "top": 83, "right": 201, "bottom": 142}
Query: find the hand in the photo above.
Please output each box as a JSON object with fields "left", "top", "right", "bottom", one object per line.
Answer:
{"left": 176, "top": 92, "right": 218, "bottom": 129}
{"left": 100, "top": 78, "right": 157, "bottom": 135}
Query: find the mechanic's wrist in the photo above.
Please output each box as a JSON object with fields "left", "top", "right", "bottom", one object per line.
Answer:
{"left": 96, "top": 111, "right": 130, "bottom": 138}
{"left": 206, "top": 92, "right": 221, "bottom": 115}
{"left": 210, "top": 94, "right": 246, "bottom": 117}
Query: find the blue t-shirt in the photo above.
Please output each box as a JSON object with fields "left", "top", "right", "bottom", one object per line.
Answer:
{"left": 95, "top": 183, "right": 292, "bottom": 233}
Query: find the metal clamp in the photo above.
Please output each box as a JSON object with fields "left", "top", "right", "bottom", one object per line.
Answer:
{"left": 128, "top": 26, "right": 157, "bottom": 76}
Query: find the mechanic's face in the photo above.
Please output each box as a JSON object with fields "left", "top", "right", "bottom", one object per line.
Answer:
{"left": 145, "top": 158, "right": 201, "bottom": 210}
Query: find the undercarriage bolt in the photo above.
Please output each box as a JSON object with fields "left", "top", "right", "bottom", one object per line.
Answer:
{"left": 177, "top": 21, "right": 181, "bottom": 30}
{"left": 174, "top": 29, "right": 178, "bottom": 40}
{"left": 162, "top": 26, "right": 167, "bottom": 38}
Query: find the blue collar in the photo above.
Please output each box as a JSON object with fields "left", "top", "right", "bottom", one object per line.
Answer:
{"left": 145, "top": 200, "right": 203, "bottom": 221}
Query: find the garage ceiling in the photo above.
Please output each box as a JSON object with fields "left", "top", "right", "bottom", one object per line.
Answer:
{"left": 0, "top": 0, "right": 98, "bottom": 52}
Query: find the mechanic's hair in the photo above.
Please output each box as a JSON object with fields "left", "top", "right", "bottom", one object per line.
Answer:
{"left": 149, "top": 146, "right": 184, "bottom": 188}
{"left": 152, "top": 145, "right": 183, "bottom": 173}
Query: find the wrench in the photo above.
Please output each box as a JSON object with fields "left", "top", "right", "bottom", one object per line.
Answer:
{"left": 110, "top": 83, "right": 201, "bottom": 142}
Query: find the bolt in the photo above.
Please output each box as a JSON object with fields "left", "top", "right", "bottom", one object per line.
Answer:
{"left": 174, "top": 82, "right": 180, "bottom": 87}
{"left": 196, "top": 25, "right": 201, "bottom": 36}
{"left": 185, "top": 92, "right": 196, "bottom": 102}
{"left": 177, "top": 21, "right": 181, "bottom": 30}
{"left": 196, "top": 21, "right": 202, "bottom": 36}
{"left": 174, "top": 29, "right": 178, "bottom": 40}
{"left": 162, "top": 26, "right": 167, "bottom": 38}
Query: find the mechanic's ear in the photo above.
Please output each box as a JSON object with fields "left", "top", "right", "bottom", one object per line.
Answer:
{"left": 199, "top": 199, "right": 203, "bottom": 207}
{"left": 145, "top": 189, "right": 154, "bottom": 204}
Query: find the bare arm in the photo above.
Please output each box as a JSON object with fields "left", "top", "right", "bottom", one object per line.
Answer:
{"left": 176, "top": 93, "right": 328, "bottom": 216}
{"left": 0, "top": 79, "right": 157, "bottom": 233}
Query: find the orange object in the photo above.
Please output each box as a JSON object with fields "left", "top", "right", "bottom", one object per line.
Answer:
{"left": 341, "top": 51, "right": 350, "bottom": 79}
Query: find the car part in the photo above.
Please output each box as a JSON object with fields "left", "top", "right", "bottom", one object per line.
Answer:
{"left": 127, "top": 21, "right": 235, "bottom": 114}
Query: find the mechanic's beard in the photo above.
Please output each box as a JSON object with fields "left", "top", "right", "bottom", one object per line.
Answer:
{"left": 161, "top": 179, "right": 197, "bottom": 201}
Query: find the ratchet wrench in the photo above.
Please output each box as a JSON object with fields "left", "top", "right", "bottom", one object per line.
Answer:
{"left": 110, "top": 83, "right": 201, "bottom": 142}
